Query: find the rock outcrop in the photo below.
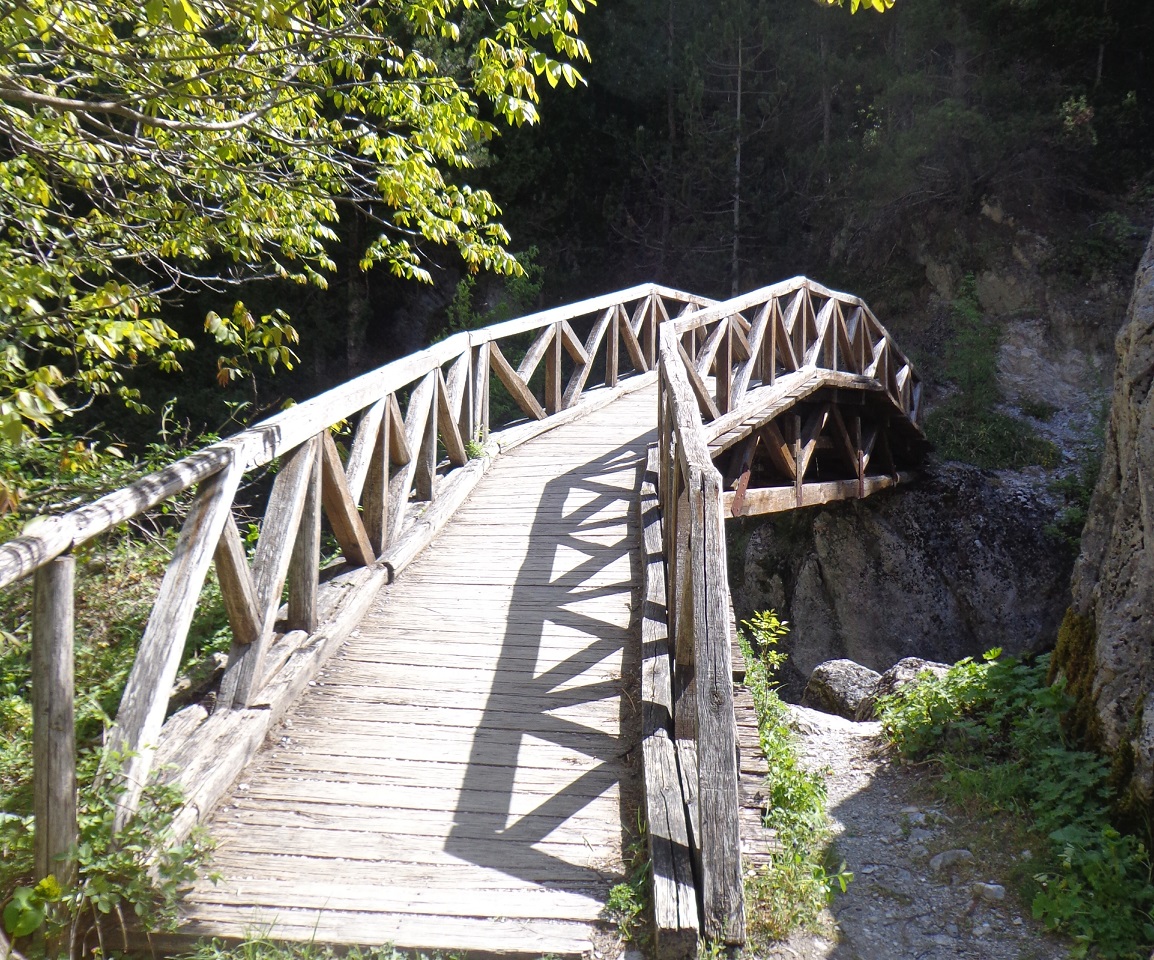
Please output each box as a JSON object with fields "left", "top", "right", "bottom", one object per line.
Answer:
{"left": 855, "top": 657, "right": 952, "bottom": 721}
{"left": 1057, "top": 225, "right": 1154, "bottom": 800}
{"left": 732, "top": 464, "right": 1072, "bottom": 696}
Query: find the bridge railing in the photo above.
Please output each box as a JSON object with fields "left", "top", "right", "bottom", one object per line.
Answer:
{"left": 0, "top": 282, "right": 710, "bottom": 882}
{"left": 652, "top": 277, "right": 923, "bottom": 947}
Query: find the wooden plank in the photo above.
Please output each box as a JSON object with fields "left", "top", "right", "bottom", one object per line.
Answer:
{"left": 559, "top": 320, "right": 589, "bottom": 368}
{"left": 545, "top": 321, "right": 563, "bottom": 415}
{"left": 213, "top": 515, "right": 261, "bottom": 647}
{"left": 605, "top": 306, "right": 620, "bottom": 388}
{"left": 32, "top": 556, "right": 76, "bottom": 886}
{"left": 516, "top": 323, "right": 556, "bottom": 382}
{"left": 320, "top": 431, "right": 376, "bottom": 568}
{"left": 618, "top": 306, "right": 649, "bottom": 374}
{"left": 386, "top": 393, "right": 412, "bottom": 466}
{"left": 344, "top": 398, "right": 385, "bottom": 501}
{"left": 562, "top": 308, "right": 612, "bottom": 408}
{"left": 219, "top": 441, "right": 316, "bottom": 710}
{"left": 676, "top": 341, "right": 722, "bottom": 422}
{"left": 362, "top": 413, "right": 388, "bottom": 556}
{"left": 723, "top": 471, "right": 918, "bottom": 516}
{"left": 108, "top": 456, "right": 244, "bottom": 827}
{"left": 415, "top": 375, "right": 437, "bottom": 502}
{"left": 435, "top": 368, "right": 468, "bottom": 467}
{"left": 692, "top": 468, "right": 745, "bottom": 944}
{"left": 471, "top": 342, "right": 490, "bottom": 441}
{"left": 489, "top": 339, "right": 546, "bottom": 421}
{"left": 287, "top": 439, "right": 322, "bottom": 633}
{"left": 386, "top": 371, "right": 435, "bottom": 544}
{"left": 731, "top": 302, "right": 771, "bottom": 404}
{"left": 638, "top": 448, "right": 700, "bottom": 957}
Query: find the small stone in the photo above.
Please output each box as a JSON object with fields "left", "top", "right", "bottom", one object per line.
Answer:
{"left": 972, "top": 882, "right": 1006, "bottom": 902}
{"left": 930, "top": 849, "right": 974, "bottom": 873}
{"left": 909, "top": 844, "right": 928, "bottom": 859}
{"left": 1020, "top": 849, "right": 1033, "bottom": 860}
{"left": 901, "top": 805, "right": 922, "bottom": 815}
{"left": 1012, "top": 917, "right": 1023, "bottom": 926}
{"left": 909, "top": 827, "right": 934, "bottom": 844}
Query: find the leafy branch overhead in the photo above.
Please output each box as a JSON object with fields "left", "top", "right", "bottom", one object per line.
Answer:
{"left": 0, "top": 0, "right": 592, "bottom": 437}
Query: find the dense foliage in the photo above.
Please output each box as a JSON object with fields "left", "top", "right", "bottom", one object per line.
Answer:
{"left": 878, "top": 652, "right": 1154, "bottom": 959}
{"left": 0, "top": 0, "right": 594, "bottom": 437}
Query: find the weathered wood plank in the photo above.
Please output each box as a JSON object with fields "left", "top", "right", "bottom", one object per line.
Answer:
{"left": 219, "top": 441, "right": 316, "bottom": 710}
{"left": 319, "top": 432, "right": 376, "bottom": 569}
{"left": 638, "top": 448, "right": 699, "bottom": 958}
{"left": 344, "top": 398, "right": 385, "bottom": 502}
{"left": 214, "top": 516, "right": 261, "bottom": 647}
{"left": 435, "top": 368, "right": 468, "bottom": 467}
{"left": 723, "top": 472, "right": 918, "bottom": 516}
{"left": 287, "top": 441, "right": 322, "bottom": 633}
{"left": 109, "top": 456, "right": 244, "bottom": 826}
{"left": 386, "top": 372, "right": 435, "bottom": 544}
{"left": 692, "top": 468, "right": 745, "bottom": 944}
{"left": 489, "top": 339, "right": 546, "bottom": 421}
{"left": 32, "top": 556, "right": 76, "bottom": 885}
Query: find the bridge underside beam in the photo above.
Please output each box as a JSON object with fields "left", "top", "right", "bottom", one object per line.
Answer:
{"left": 713, "top": 386, "right": 927, "bottom": 518}
{"left": 724, "top": 470, "right": 919, "bottom": 517}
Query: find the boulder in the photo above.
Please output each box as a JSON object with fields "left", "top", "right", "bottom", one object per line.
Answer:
{"left": 856, "top": 657, "right": 951, "bottom": 720}
{"left": 801, "top": 659, "right": 882, "bottom": 720}
{"left": 733, "top": 463, "right": 1072, "bottom": 699}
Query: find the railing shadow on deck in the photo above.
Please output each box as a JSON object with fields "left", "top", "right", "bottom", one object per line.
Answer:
{"left": 444, "top": 435, "right": 652, "bottom": 894}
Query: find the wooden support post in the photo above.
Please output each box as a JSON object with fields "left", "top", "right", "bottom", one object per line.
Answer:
{"left": 363, "top": 412, "right": 390, "bottom": 557}
{"left": 416, "top": 377, "right": 438, "bottom": 501}
{"left": 214, "top": 516, "right": 261, "bottom": 646}
{"left": 545, "top": 321, "right": 562, "bottom": 415}
{"left": 319, "top": 432, "right": 376, "bottom": 568}
{"left": 716, "top": 322, "right": 732, "bottom": 416}
{"left": 605, "top": 308, "right": 620, "bottom": 388}
{"left": 794, "top": 412, "right": 803, "bottom": 508}
{"left": 855, "top": 415, "right": 864, "bottom": 499}
{"left": 287, "top": 440, "right": 321, "bottom": 633}
{"left": 471, "top": 343, "right": 490, "bottom": 442}
{"left": 33, "top": 557, "right": 76, "bottom": 886}
{"left": 692, "top": 469, "right": 745, "bottom": 944}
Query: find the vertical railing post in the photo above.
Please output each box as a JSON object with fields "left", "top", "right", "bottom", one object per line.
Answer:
{"left": 471, "top": 343, "right": 490, "bottom": 442}
{"left": 32, "top": 556, "right": 77, "bottom": 886}
{"left": 287, "top": 437, "right": 322, "bottom": 632}
{"left": 693, "top": 469, "right": 745, "bottom": 944}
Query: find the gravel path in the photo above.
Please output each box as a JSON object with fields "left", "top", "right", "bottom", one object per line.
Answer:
{"left": 752, "top": 705, "right": 1070, "bottom": 960}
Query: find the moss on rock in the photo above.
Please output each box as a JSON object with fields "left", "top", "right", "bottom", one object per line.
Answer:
{"left": 1050, "top": 607, "right": 1101, "bottom": 747}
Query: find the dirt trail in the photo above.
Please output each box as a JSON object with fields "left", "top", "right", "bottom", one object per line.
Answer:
{"left": 753, "top": 706, "right": 1069, "bottom": 960}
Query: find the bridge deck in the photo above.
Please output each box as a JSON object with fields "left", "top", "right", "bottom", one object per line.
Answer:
{"left": 172, "top": 384, "right": 657, "bottom": 957}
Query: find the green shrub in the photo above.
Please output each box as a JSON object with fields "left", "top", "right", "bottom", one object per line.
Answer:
{"left": 877, "top": 650, "right": 1154, "bottom": 959}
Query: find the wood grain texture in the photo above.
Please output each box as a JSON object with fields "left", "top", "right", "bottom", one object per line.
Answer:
{"left": 168, "top": 385, "right": 661, "bottom": 957}
{"left": 32, "top": 557, "right": 76, "bottom": 885}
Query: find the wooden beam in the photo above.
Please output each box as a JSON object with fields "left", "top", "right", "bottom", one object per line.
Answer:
{"left": 516, "top": 323, "right": 555, "bottom": 383}
{"left": 110, "top": 456, "right": 244, "bottom": 823}
{"left": 219, "top": 440, "right": 315, "bottom": 711}
{"left": 436, "top": 368, "right": 468, "bottom": 467}
{"left": 692, "top": 468, "right": 745, "bottom": 944}
{"left": 32, "top": 556, "right": 76, "bottom": 886}
{"left": 287, "top": 441, "right": 322, "bottom": 633}
{"left": 618, "top": 305, "right": 650, "bottom": 374}
{"left": 724, "top": 472, "right": 918, "bottom": 516}
{"left": 214, "top": 515, "right": 261, "bottom": 647}
{"left": 320, "top": 431, "right": 376, "bottom": 568}
{"left": 728, "top": 436, "right": 756, "bottom": 517}
{"left": 758, "top": 421, "right": 797, "bottom": 481}
{"left": 606, "top": 306, "right": 621, "bottom": 388}
{"left": 387, "top": 393, "right": 412, "bottom": 466}
{"left": 386, "top": 374, "right": 435, "bottom": 549}
{"left": 638, "top": 448, "right": 700, "bottom": 955}
{"left": 343, "top": 398, "right": 385, "bottom": 502}
{"left": 562, "top": 307, "right": 613, "bottom": 408}
{"left": 676, "top": 341, "right": 722, "bottom": 422}
{"left": 416, "top": 379, "right": 438, "bottom": 502}
{"left": 362, "top": 414, "right": 389, "bottom": 557}
{"left": 559, "top": 320, "right": 589, "bottom": 367}
{"left": 471, "top": 343, "right": 490, "bottom": 441}
{"left": 489, "top": 340, "right": 546, "bottom": 421}
{"left": 797, "top": 404, "right": 832, "bottom": 480}
{"left": 544, "top": 321, "right": 563, "bottom": 415}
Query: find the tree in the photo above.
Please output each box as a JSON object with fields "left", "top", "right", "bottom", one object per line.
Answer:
{"left": 0, "top": 0, "right": 591, "bottom": 438}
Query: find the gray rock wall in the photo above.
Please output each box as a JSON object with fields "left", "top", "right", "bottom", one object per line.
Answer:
{"left": 732, "top": 464, "right": 1072, "bottom": 696}
{"left": 1065, "top": 225, "right": 1154, "bottom": 795}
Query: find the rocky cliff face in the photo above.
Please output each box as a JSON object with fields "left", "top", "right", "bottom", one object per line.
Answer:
{"left": 1057, "top": 225, "right": 1154, "bottom": 800}
{"left": 731, "top": 463, "right": 1073, "bottom": 696}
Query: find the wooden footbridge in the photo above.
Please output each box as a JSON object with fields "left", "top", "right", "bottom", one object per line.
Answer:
{"left": 1, "top": 278, "right": 925, "bottom": 958}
